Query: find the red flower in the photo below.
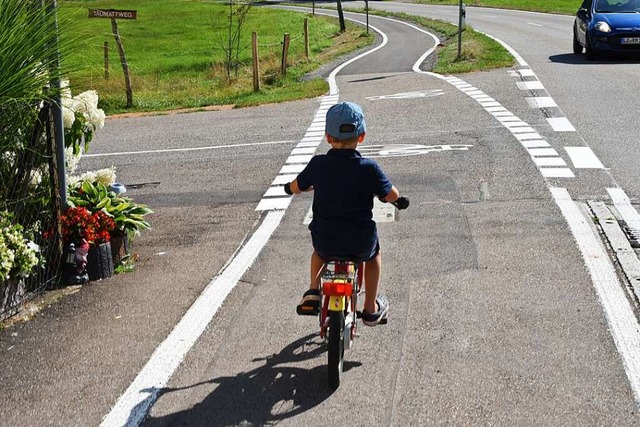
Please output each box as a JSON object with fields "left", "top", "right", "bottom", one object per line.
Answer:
{"left": 60, "top": 207, "right": 115, "bottom": 246}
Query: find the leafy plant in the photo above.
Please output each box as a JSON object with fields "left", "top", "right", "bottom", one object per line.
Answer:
{"left": 68, "top": 181, "right": 153, "bottom": 239}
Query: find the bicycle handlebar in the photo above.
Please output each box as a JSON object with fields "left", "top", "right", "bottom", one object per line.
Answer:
{"left": 284, "top": 182, "right": 409, "bottom": 210}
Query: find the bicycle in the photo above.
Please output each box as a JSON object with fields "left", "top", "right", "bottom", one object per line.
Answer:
{"left": 317, "top": 197, "right": 409, "bottom": 389}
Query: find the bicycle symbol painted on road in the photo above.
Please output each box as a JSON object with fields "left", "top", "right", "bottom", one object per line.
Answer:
{"left": 358, "top": 144, "right": 473, "bottom": 158}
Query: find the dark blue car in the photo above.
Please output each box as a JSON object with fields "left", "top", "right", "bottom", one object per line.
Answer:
{"left": 574, "top": 0, "right": 640, "bottom": 59}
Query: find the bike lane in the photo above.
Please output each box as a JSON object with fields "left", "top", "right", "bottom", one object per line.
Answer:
{"left": 137, "top": 10, "right": 638, "bottom": 426}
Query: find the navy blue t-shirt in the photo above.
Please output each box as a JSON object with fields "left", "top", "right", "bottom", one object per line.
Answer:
{"left": 296, "top": 149, "right": 392, "bottom": 259}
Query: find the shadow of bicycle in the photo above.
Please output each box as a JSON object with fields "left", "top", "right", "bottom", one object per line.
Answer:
{"left": 142, "top": 333, "right": 362, "bottom": 426}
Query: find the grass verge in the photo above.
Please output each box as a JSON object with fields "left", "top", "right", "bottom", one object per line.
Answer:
{"left": 344, "top": 8, "right": 514, "bottom": 73}
{"left": 410, "top": 0, "right": 578, "bottom": 15}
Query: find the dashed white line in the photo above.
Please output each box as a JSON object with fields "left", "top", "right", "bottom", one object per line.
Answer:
{"left": 526, "top": 96, "right": 557, "bottom": 108}
{"left": 565, "top": 147, "right": 606, "bottom": 169}
{"left": 547, "top": 117, "right": 576, "bottom": 132}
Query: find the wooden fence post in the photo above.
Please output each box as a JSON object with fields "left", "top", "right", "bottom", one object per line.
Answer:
{"left": 281, "top": 33, "right": 290, "bottom": 76}
{"left": 110, "top": 18, "right": 133, "bottom": 108}
{"left": 104, "top": 41, "right": 109, "bottom": 79}
{"left": 252, "top": 31, "right": 260, "bottom": 92}
{"left": 304, "top": 19, "right": 309, "bottom": 60}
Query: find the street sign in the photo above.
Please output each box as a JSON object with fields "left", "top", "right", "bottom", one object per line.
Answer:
{"left": 88, "top": 9, "right": 137, "bottom": 20}
{"left": 88, "top": 9, "right": 137, "bottom": 107}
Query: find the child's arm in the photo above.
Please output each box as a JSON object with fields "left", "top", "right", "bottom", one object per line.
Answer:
{"left": 284, "top": 179, "right": 313, "bottom": 195}
{"left": 380, "top": 185, "right": 400, "bottom": 203}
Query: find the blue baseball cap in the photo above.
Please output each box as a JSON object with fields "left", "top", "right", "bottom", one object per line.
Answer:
{"left": 325, "top": 102, "right": 366, "bottom": 140}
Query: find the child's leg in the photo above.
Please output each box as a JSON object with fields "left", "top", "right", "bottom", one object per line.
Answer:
{"left": 310, "top": 250, "right": 325, "bottom": 290}
{"left": 297, "top": 250, "right": 324, "bottom": 316}
{"left": 363, "top": 252, "right": 382, "bottom": 313}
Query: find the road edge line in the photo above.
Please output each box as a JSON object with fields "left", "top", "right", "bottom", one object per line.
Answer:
{"left": 551, "top": 187, "right": 640, "bottom": 407}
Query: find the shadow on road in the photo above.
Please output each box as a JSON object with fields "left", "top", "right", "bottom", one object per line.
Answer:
{"left": 549, "top": 52, "right": 640, "bottom": 64}
{"left": 142, "top": 333, "right": 362, "bottom": 426}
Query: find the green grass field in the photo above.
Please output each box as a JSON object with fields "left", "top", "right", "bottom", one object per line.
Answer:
{"left": 412, "top": 0, "right": 580, "bottom": 15}
{"left": 61, "top": 0, "right": 373, "bottom": 114}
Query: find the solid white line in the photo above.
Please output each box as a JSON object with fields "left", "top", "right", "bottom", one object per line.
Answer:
{"left": 565, "top": 147, "right": 605, "bottom": 169}
{"left": 551, "top": 187, "right": 640, "bottom": 406}
{"left": 100, "top": 210, "right": 285, "bottom": 427}
{"left": 82, "top": 140, "right": 294, "bottom": 158}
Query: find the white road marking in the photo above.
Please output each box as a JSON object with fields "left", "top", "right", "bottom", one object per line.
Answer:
{"left": 540, "top": 168, "right": 575, "bottom": 178}
{"left": 526, "top": 96, "right": 558, "bottom": 108}
{"left": 358, "top": 144, "right": 472, "bottom": 158}
{"left": 551, "top": 187, "right": 640, "bottom": 406}
{"left": 516, "top": 81, "right": 545, "bottom": 90}
{"left": 534, "top": 157, "right": 567, "bottom": 167}
{"left": 527, "top": 22, "right": 544, "bottom": 27}
{"left": 521, "top": 140, "right": 550, "bottom": 148}
{"left": 365, "top": 89, "right": 444, "bottom": 100}
{"left": 565, "top": 147, "right": 606, "bottom": 169}
{"left": 517, "top": 68, "right": 537, "bottom": 77}
{"left": 82, "top": 140, "right": 295, "bottom": 158}
{"left": 547, "top": 117, "right": 576, "bottom": 132}
{"left": 608, "top": 188, "right": 640, "bottom": 231}
{"left": 529, "top": 148, "right": 559, "bottom": 157}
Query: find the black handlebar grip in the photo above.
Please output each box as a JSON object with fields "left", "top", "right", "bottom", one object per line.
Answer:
{"left": 284, "top": 182, "right": 293, "bottom": 195}
{"left": 394, "top": 196, "right": 410, "bottom": 210}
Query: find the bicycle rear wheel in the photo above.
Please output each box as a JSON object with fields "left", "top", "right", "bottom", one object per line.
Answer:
{"left": 327, "top": 310, "right": 345, "bottom": 389}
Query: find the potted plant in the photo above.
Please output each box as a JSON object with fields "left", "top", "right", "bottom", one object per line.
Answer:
{"left": 60, "top": 206, "right": 115, "bottom": 281}
{"left": 0, "top": 211, "right": 40, "bottom": 319}
{"left": 67, "top": 180, "right": 152, "bottom": 266}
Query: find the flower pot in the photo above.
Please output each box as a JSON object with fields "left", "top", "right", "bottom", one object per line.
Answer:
{"left": 1, "top": 277, "right": 25, "bottom": 321}
{"left": 87, "top": 242, "right": 114, "bottom": 281}
{"left": 110, "top": 232, "right": 130, "bottom": 266}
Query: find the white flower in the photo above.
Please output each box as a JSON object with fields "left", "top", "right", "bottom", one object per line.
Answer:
{"left": 68, "top": 166, "right": 117, "bottom": 187}
{"left": 62, "top": 104, "right": 76, "bottom": 129}
{"left": 65, "top": 146, "right": 82, "bottom": 176}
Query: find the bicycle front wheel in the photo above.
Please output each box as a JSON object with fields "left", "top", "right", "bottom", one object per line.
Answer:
{"left": 327, "top": 310, "right": 345, "bottom": 389}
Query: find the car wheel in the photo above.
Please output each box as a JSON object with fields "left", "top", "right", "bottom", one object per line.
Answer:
{"left": 585, "top": 32, "right": 597, "bottom": 60}
{"left": 573, "top": 30, "right": 583, "bottom": 54}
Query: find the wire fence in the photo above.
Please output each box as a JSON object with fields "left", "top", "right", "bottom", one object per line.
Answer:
{"left": 1, "top": 102, "right": 64, "bottom": 321}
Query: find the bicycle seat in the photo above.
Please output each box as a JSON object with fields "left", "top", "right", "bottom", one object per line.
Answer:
{"left": 322, "top": 255, "right": 363, "bottom": 263}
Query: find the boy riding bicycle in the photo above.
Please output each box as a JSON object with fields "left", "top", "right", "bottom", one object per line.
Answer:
{"left": 285, "top": 101, "right": 405, "bottom": 326}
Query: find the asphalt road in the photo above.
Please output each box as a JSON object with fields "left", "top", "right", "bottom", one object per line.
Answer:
{"left": 1, "top": 4, "right": 640, "bottom": 426}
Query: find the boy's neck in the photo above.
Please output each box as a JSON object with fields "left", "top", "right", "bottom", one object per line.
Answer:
{"left": 329, "top": 141, "right": 359, "bottom": 150}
